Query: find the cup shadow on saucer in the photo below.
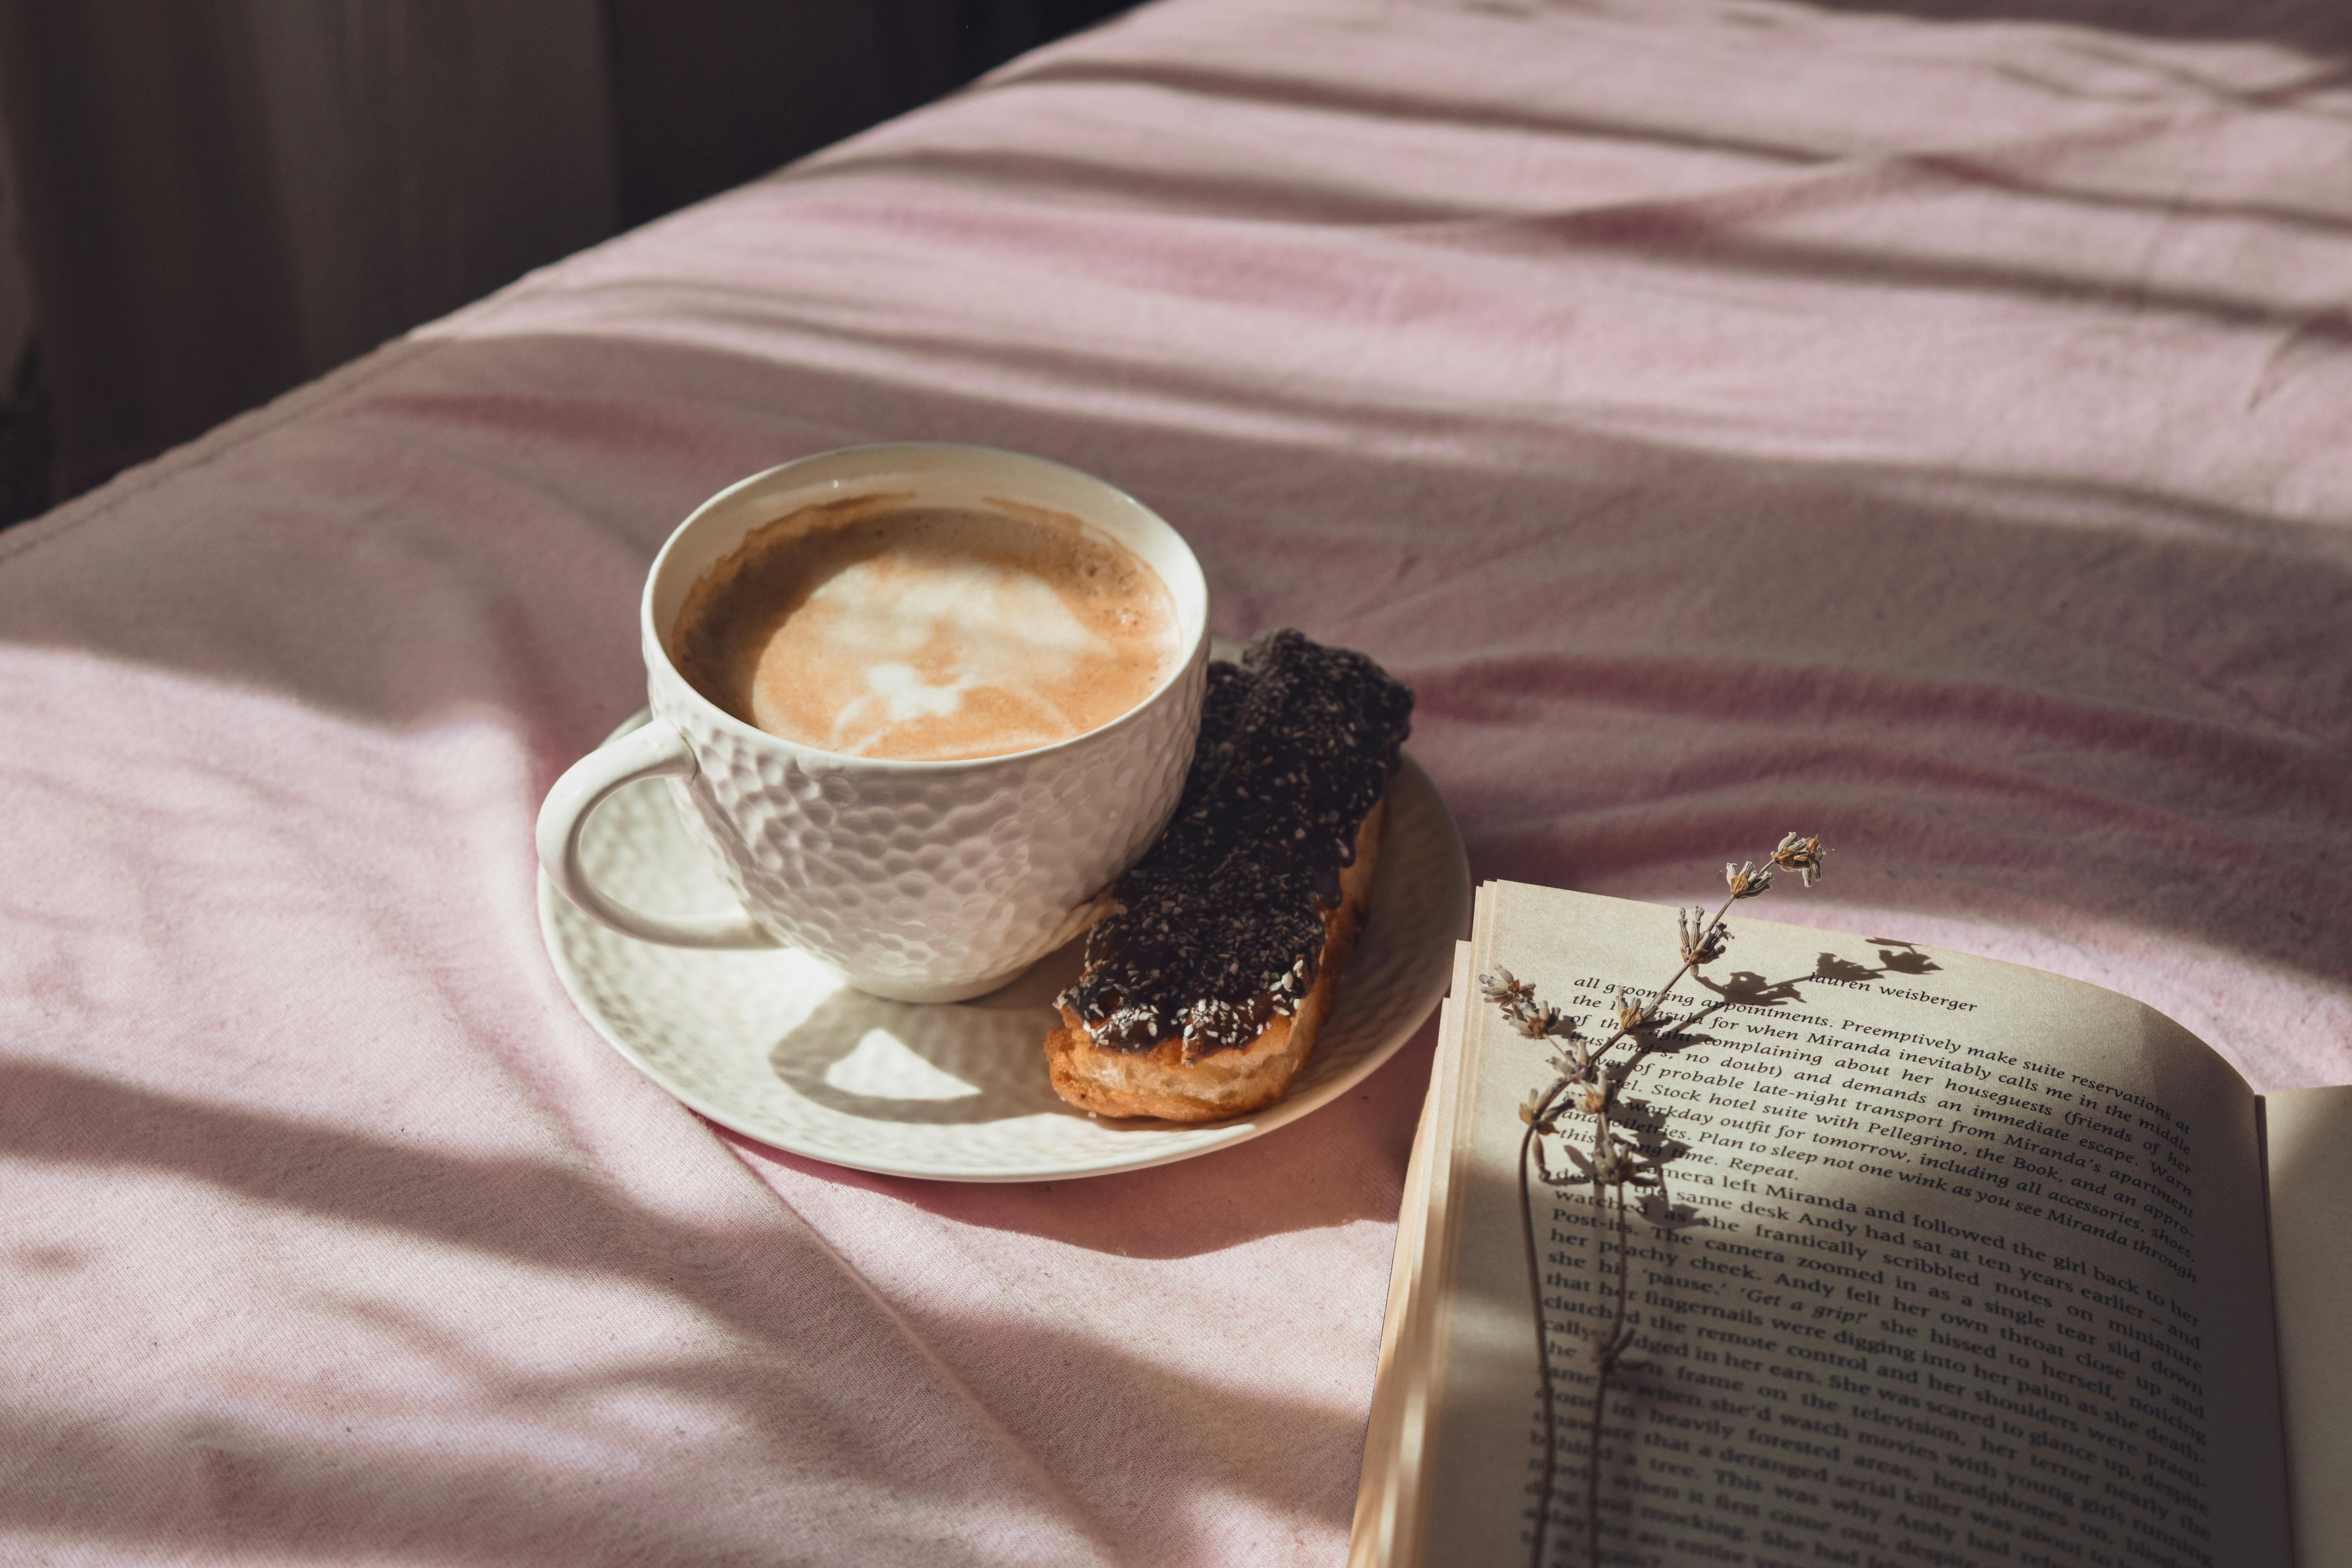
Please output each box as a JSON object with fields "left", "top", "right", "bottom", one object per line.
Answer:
{"left": 763, "top": 937, "right": 1094, "bottom": 1126}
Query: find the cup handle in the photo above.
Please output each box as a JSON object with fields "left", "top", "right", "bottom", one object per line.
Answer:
{"left": 536, "top": 718, "right": 780, "bottom": 949}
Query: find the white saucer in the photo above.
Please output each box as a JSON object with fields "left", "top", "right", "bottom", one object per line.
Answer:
{"left": 538, "top": 710, "right": 1470, "bottom": 1182}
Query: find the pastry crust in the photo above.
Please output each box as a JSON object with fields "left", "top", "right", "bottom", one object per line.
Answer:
{"left": 1044, "top": 797, "right": 1387, "bottom": 1122}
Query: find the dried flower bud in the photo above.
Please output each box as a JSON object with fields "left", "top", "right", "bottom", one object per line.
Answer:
{"left": 1678, "top": 906, "right": 1730, "bottom": 965}
{"left": 1592, "top": 1141, "right": 1634, "bottom": 1185}
{"left": 1480, "top": 969, "right": 1534, "bottom": 1007}
{"left": 1577, "top": 1083, "right": 1609, "bottom": 1116}
{"left": 1557, "top": 1142, "right": 1596, "bottom": 1182}
{"left": 1770, "top": 832, "right": 1830, "bottom": 888}
{"left": 1613, "top": 988, "right": 1647, "bottom": 1034}
{"left": 1725, "top": 860, "right": 1774, "bottom": 899}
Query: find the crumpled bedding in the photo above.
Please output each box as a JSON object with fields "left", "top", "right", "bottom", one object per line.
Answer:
{"left": 4, "top": 1, "right": 2348, "bottom": 1562}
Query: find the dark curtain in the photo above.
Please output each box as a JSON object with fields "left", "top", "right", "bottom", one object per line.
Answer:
{"left": 0, "top": 0, "right": 1134, "bottom": 517}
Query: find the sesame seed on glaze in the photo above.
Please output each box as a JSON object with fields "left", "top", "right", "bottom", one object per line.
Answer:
{"left": 1058, "top": 629, "right": 1414, "bottom": 1061}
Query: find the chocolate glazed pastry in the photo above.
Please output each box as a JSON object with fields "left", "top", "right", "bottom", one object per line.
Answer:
{"left": 1045, "top": 629, "right": 1414, "bottom": 1121}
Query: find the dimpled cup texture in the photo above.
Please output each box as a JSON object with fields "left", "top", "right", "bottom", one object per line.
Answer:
{"left": 648, "top": 634, "right": 1207, "bottom": 1002}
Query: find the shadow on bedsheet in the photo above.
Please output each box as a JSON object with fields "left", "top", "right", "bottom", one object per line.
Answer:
{"left": 1797, "top": 0, "right": 2351, "bottom": 56}
{"left": 729, "top": 1012, "right": 1439, "bottom": 1258}
{"left": 0, "top": 1055, "right": 1372, "bottom": 1561}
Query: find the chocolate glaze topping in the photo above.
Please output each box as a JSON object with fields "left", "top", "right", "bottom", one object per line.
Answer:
{"left": 1059, "top": 628, "right": 1414, "bottom": 1060}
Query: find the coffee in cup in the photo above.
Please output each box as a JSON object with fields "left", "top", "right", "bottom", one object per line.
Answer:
{"left": 535, "top": 443, "right": 1210, "bottom": 1003}
{"left": 668, "top": 495, "right": 1180, "bottom": 762}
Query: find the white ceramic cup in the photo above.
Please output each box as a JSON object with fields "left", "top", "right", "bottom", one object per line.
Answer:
{"left": 536, "top": 444, "right": 1210, "bottom": 1004}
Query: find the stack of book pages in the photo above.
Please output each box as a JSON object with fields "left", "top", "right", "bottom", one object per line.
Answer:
{"left": 1351, "top": 880, "right": 2352, "bottom": 1568}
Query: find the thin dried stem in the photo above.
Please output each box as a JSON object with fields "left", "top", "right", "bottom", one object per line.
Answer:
{"left": 1520, "top": 1116, "right": 1555, "bottom": 1563}
{"left": 1494, "top": 833, "right": 1828, "bottom": 1568}
{"left": 1584, "top": 1185, "right": 1632, "bottom": 1568}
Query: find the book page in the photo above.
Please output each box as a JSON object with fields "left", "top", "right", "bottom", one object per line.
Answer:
{"left": 2262, "top": 1084, "right": 2352, "bottom": 1567}
{"left": 1353, "top": 940, "right": 1473, "bottom": 1568}
{"left": 1419, "top": 883, "right": 2285, "bottom": 1568}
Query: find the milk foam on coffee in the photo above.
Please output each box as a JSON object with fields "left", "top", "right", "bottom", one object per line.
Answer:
{"left": 670, "top": 496, "right": 1181, "bottom": 761}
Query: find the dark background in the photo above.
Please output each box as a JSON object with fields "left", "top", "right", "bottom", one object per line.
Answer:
{"left": 0, "top": 0, "right": 1134, "bottom": 525}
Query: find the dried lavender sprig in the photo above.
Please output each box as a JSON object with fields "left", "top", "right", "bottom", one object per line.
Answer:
{"left": 1492, "top": 832, "right": 1829, "bottom": 1568}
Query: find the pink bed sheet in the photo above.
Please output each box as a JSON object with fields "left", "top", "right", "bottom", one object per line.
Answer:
{"left": 5, "top": 0, "right": 2349, "bottom": 1561}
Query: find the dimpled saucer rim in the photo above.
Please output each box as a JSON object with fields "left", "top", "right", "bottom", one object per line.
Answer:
{"left": 538, "top": 714, "right": 1470, "bottom": 1183}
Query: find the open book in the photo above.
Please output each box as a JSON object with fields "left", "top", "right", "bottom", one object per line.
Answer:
{"left": 1351, "top": 880, "right": 2352, "bottom": 1568}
